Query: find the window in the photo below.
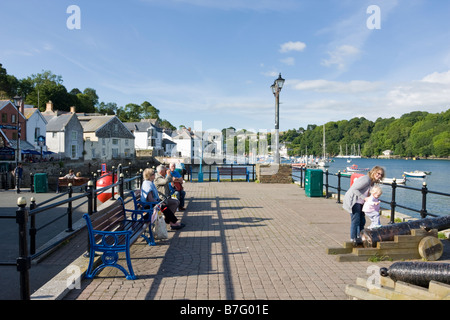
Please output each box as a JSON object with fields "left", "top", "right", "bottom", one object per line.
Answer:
{"left": 125, "top": 139, "right": 128, "bottom": 146}
{"left": 112, "top": 139, "right": 119, "bottom": 145}
{"left": 102, "top": 138, "right": 105, "bottom": 145}
{"left": 1, "top": 113, "right": 7, "bottom": 123}
{"left": 72, "top": 131, "right": 77, "bottom": 141}
{"left": 11, "top": 114, "right": 16, "bottom": 123}
{"left": 71, "top": 145, "right": 77, "bottom": 158}
{"left": 112, "top": 148, "right": 119, "bottom": 158}
{"left": 34, "top": 128, "right": 40, "bottom": 142}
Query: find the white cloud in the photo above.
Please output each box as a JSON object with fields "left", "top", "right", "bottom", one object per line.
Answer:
{"left": 280, "top": 57, "right": 295, "bottom": 66}
{"left": 321, "top": 45, "right": 361, "bottom": 70}
{"left": 279, "top": 41, "right": 306, "bottom": 53}
{"left": 291, "top": 79, "right": 380, "bottom": 93}
{"left": 421, "top": 70, "right": 450, "bottom": 84}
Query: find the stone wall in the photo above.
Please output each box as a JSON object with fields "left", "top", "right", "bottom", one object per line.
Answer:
{"left": 256, "top": 163, "right": 292, "bottom": 184}
{"left": 7, "top": 157, "right": 160, "bottom": 190}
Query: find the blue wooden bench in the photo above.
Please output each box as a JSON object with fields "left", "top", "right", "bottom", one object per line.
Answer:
{"left": 83, "top": 195, "right": 155, "bottom": 280}
{"left": 217, "top": 167, "right": 249, "bottom": 182}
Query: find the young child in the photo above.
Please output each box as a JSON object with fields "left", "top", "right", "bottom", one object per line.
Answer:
{"left": 363, "top": 185, "right": 383, "bottom": 229}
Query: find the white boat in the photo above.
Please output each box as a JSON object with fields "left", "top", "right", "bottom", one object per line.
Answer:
{"left": 403, "top": 170, "right": 426, "bottom": 178}
{"left": 381, "top": 177, "right": 406, "bottom": 184}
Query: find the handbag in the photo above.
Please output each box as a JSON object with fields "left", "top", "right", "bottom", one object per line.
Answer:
{"left": 153, "top": 206, "right": 168, "bottom": 239}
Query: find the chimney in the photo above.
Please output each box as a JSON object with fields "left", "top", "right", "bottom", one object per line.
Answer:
{"left": 19, "top": 99, "right": 24, "bottom": 115}
{"left": 70, "top": 106, "right": 76, "bottom": 113}
{"left": 46, "top": 101, "right": 54, "bottom": 113}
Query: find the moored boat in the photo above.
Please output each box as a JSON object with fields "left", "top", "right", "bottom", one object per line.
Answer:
{"left": 346, "top": 164, "right": 369, "bottom": 172}
{"left": 403, "top": 170, "right": 426, "bottom": 178}
{"left": 381, "top": 177, "right": 406, "bottom": 185}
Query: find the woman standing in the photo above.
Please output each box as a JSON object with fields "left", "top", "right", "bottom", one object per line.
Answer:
{"left": 343, "top": 166, "right": 385, "bottom": 245}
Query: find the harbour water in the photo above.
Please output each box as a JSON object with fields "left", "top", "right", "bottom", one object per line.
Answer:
{"left": 316, "top": 158, "right": 450, "bottom": 219}
{"left": 191, "top": 158, "right": 449, "bottom": 219}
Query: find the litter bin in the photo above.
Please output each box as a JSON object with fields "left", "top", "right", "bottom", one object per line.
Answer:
{"left": 305, "top": 169, "right": 323, "bottom": 197}
{"left": 34, "top": 173, "right": 48, "bottom": 193}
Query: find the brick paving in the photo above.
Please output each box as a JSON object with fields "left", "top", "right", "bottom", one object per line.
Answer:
{"left": 63, "top": 182, "right": 398, "bottom": 301}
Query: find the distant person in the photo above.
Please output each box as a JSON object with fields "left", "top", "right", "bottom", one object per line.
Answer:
{"left": 343, "top": 166, "right": 385, "bottom": 245}
{"left": 363, "top": 185, "right": 383, "bottom": 229}
{"left": 169, "top": 162, "right": 186, "bottom": 210}
{"left": 63, "top": 169, "right": 75, "bottom": 179}
{"left": 14, "top": 163, "right": 23, "bottom": 194}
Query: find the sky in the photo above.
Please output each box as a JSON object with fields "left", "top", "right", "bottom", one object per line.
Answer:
{"left": 1, "top": 0, "right": 450, "bottom": 132}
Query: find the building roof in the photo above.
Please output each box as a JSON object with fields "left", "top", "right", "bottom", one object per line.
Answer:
{"left": 78, "top": 115, "right": 115, "bottom": 132}
{"left": 44, "top": 113, "right": 75, "bottom": 132}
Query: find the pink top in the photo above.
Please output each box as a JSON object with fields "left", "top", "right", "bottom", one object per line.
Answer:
{"left": 363, "top": 195, "right": 380, "bottom": 212}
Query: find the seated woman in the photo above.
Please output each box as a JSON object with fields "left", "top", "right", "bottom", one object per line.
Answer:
{"left": 141, "top": 168, "right": 185, "bottom": 230}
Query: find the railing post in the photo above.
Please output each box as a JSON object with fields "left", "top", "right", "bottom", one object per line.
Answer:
{"left": 87, "top": 180, "right": 94, "bottom": 216}
{"left": 30, "top": 172, "right": 34, "bottom": 193}
{"left": 66, "top": 183, "right": 73, "bottom": 232}
{"left": 336, "top": 171, "right": 341, "bottom": 203}
{"left": 389, "top": 178, "right": 397, "bottom": 224}
{"left": 111, "top": 166, "right": 116, "bottom": 200}
{"left": 29, "top": 197, "right": 37, "bottom": 255}
{"left": 299, "top": 166, "right": 303, "bottom": 188}
{"left": 119, "top": 173, "right": 124, "bottom": 199}
{"left": 325, "top": 169, "right": 329, "bottom": 199}
{"left": 93, "top": 173, "right": 97, "bottom": 213}
{"left": 420, "top": 181, "right": 428, "bottom": 219}
{"left": 16, "top": 196, "right": 30, "bottom": 300}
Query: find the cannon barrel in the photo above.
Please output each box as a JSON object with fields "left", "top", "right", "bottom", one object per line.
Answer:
{"left": 380, "top": 261, "right": 450, "bottom": 288}
{"left": 361, "top": 215, "right": 450, "bottom": 248}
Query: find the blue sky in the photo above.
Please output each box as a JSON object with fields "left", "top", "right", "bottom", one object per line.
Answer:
{"left": 1, "top": 0, "right": 449, "bottom": 132}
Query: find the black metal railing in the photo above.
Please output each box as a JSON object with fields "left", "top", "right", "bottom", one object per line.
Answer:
{"left": 293, "top": 167, "right": 450, "bottom": 222}
{"left": 0, "top": 163, "right": 142, "bottom": 300}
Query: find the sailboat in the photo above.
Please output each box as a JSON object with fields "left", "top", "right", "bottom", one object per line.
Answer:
{"left": 318, "top": 125, "right": 330, "bottom": 168}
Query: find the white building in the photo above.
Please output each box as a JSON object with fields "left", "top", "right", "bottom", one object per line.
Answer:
{"left": 79, "top": 115, "right": 135, "bottom": 160}
{"left": 124, "top": 119, "right": 163, "bottom": 156}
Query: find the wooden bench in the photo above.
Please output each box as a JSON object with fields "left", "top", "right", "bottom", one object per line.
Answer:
{"left": 83, "top": 195, "right": 155, "bottom": 280}
{"left": 57, "top": 177, "right": 90, "bottom": 192}
{"left": 217, "top": 167, "right": 249, "bottom": 182}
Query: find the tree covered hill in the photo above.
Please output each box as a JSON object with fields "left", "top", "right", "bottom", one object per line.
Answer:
{"left": 280, "top": 109, "right": 450, "bottom": 158}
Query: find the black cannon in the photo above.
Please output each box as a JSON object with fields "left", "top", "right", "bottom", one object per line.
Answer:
{"left": 380, "top": 261, "right": 450, "bottom": 288}
{"left": 361, "top": 215, "right": 450, "bottom": 248}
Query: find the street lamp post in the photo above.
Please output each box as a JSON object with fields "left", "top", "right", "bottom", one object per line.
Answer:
{"left": 13, "top": 96, "right": 22, "bottom": 193}
{"left": 271, "top": 73, "right": 285, "bottom": 164}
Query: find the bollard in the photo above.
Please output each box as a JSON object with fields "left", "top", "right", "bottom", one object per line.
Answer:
{"left": 16, "top": 196, "right": 30, "bottom": 300}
